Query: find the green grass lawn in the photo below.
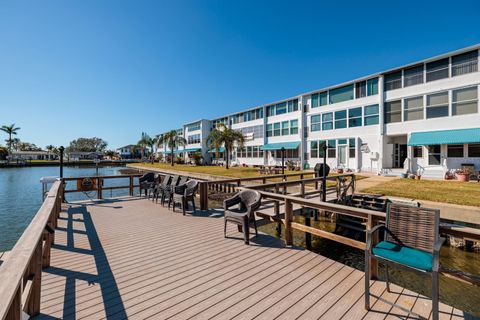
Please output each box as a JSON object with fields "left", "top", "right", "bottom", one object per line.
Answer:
{"left": 363, "top": 178, "right": 480, "bottom": 207}
{"left": 129, "top": 162, "right": 314, "bottom": 179}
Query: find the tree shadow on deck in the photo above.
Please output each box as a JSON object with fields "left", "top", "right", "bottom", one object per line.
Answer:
{"left": 37, "top": 204, "right": 127, "bottom": 320}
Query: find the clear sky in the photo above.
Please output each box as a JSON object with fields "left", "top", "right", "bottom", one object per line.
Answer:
{"left": 1, "top": 0, "right": 479, "bottom": 150}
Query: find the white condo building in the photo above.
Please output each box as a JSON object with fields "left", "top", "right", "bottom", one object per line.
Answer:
{"left": 160, "top": 45, "right": 480, "bottom": 178}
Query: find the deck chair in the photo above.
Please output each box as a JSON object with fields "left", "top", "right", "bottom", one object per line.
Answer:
{"left": 154, "top": 175, "right": 171, "bottom": 204}
{"left": 172, "top": 179, "right": 198, "bottom": 215}
{"left": 365, "top": 203, "right": 445, "bottom": 320}
{"left": 163, "top": 175, "right": 181, "bottom": 207}
{"left": 224, "top": 190, "right": 262, "bottom": 245}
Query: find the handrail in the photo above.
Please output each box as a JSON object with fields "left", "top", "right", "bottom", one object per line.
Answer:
{"left": 255, "top": 189, "right": 480, "bottom": 285}
{"left": 62, "top": 174, "right": 143, "bottom": 181}
{"left": 0, "top": 180, "right": 63, "bottom": 319}
{"left": 62, "top": 174, "right": 143, "bottom": 199}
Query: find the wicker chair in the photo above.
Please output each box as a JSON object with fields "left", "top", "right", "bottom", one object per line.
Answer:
{"left": 223, "top": 190, "right": 262, "bottom": 245}
{"left": 163, "top": 175, "right": 181, "bottom": 207}
{"left": 139, "top": 173, "right": 155, "bottom": 196}
{"left": 154, "top": 175, "right": 171, "bottom": 204}
{"left": 172, "top": 180, "right": 198, "bottom": 215}
{"left": 365, "top": 203, "right": 444, "bottom": 320}
{"left": 167, "top": 175, "right": 188, "bottom": 209}
{"left": 146, "top": 174, "right": 161, "bottom": 200}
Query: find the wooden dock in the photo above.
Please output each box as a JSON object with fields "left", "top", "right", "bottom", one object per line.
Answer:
{"left": 30, "top": 196, "right": 469, "bottom": 320}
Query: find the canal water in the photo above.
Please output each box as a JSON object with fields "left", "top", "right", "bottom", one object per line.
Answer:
{"left": 0, "top": 165, "right": 131, "bottom": 251}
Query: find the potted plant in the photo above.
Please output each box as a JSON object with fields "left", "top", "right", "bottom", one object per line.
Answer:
{"left": 444, "top": 171, "right": 455, "bottom": 180}
{"left": 455, "top": 169, "right": 470, "bottom": 182}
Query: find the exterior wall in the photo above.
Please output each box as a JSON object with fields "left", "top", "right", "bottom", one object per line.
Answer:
{"left": 183, "top": 119, "right": 212, "bottom": 164}
{"left": 159, "top": 45, "right": 480, "bottom": 177}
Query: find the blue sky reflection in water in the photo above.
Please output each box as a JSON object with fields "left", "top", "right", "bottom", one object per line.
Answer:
{"left": 0, "top": 166, "right": 132, "bottom": 251}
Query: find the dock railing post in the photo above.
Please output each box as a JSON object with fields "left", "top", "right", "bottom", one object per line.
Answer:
{"left": 129, "top": 176, "right": 134, "bottom": 196}
{"left": 199, "top": 182, "right": 208, "bottom": 211}
{"left": 366, "top": 214, "right": 379, "bottom": 279}
{"left": 285, "top": 199, "right": 293, "bottom": 246}
{"left": 97, "top": 177, "right": 103, "bottom": 199}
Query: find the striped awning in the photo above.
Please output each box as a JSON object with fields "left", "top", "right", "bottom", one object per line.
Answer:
{"left": 261, "top": 141, "right": 301, "bottom": 151}
{"left": 408, "top": 128, "right": 480, "bottom": 146}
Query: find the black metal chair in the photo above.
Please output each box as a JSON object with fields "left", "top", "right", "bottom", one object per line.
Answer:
{"left": 139, "top": 172, "right": 155, "bottom": 196}
{"left": 223, "top": 190, "right": 262, "bottom": 245}
{"left": 365, "top": 203, "right": 444, "bottom": 320}
{"left": 172, "top": 180, "right": 198, "bottom": 215}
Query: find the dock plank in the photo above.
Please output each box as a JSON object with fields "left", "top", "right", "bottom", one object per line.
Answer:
{"left": 32, "top": 197, "right": 470, "bottom": 320}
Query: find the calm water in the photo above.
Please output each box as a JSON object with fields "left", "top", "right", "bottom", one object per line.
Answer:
{"left": 0, "top": 165, "right": 133, "bottom": 251}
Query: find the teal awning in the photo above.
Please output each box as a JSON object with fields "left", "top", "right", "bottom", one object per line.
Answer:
{"left": 180, "top": 148, "right": 201, "bottom": 153}
{"left": 208, "top": 147, "right": 225, "bottom": 153}
{"left": 261, "top": 141, "right": 301, "bottom": 151}
{"left": 408, "top": 128, "right": 480, "bottom": 146}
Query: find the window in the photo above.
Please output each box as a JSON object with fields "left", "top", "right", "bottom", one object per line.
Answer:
{"left": 311, "top": 115, "right": 321, "bottom": 132}
{"left": 320, "top": 92, "right": 328, "bottom": 106}
{"left": 267, "top": 106, "right": 275, "bottom": 117}
{"left": 349, "top": 138, "right": 356, "bottom": 158}
{"left": 290, "top": 119, "right": 299, "bottom": 134}
{"left": 355, "top": 81, "right": 366, "bottom": 98}
{"left": 247, "top": 146, "right": 252, "bottom": 158}
{"left": 327, "top": 140, "right": 336, "bottom": 158}
{"left": 318, "top": 140, "right": 326, "bottom": 157}
{"left": 334, "top": 110, "right": 347, "bottom": 129}
{"left": 452, "top": 86, "right": 478, "bottom": 116}
{"left": 288, "top": 99, "right": 299, "bottom": 112}
{"left": 322, "top": 113, "right": 333, "bottom": 131}
{"left": 187, "top": 122, "right": 201, "bottom": 131}
{"left": 426, "top": 92, "right": 449, "bottom": 119}
{"left": 273, "top": 123, "right": 281, "bottom": 136}
{"left": 468, "top": 143, "right": 480, "bottom": 157}
{"left": 385, "top": 100, "right": 402, "bottom": 123}
{"left": 281, "top": 121, "right": 289, "bottom": 135}
{"left": 404, "top": 96, "right": 424, "bottom": 121}
{"left": 363, "top": 104, "right": 379, "bottom": 126}
{"left": 266, "top": 124, "right": 273, "bottom": 137}
{"left": 448, "top": 144, "right": 464, "bottom": 158}
{"left": 329, "top": 84, "right": 354, "bottom": 104}
{"left": 259, "top": 147, "right": 264, "bottom": 158}
{"left": 237, "top": 125, "right": 264, "bottom": 139}
{"left": 187, "top": 134, "right": 200, "bottom": 144}
{"left": 426, "top": 58, "right": 449, "bottom": 82}
{"left": 367, "top": 78, "right": 378, "bottom": 96}
{"left": 348, "top": 107, "right": 362, "bottom": 127}
{"left": 428, "top": 145, "right": 441, "bottom": 165}
{"left": 452, "top": 50, "right": 478, "bottom": 76}
{"left": 385, "top": 71, "right": 402, "bottom": 91}
{"left": 413, "top": 146, "right": 423, "bottom": 158}
{"left": 276, "top": 102, "right": 287, "bottom": 115}
{"left": 311, "top": 94, "right": 319, "bottom": 108}
{"left": 404, "top": 65, "right": 424, "bottom": 87}
{"left": 311, "top": 141, "right": 318, "bottom": 158}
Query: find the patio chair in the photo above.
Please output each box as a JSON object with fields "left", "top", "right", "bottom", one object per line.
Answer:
{"left": 172, "top": 180, "right": 198, "bottom": 215}
{"left": 146, "top": 174, "right": 161, "bottom": 200}
{"left": 163, "top": 175, "right": 181, "bottom": 206}
{"left": 167, "top": 176, "right": 188, "bottom": 209}
{"left": 224, "top": 189, "right": 262, "bottom": 245}
{"left": 139, "top": 172, "right": 155, "bottom": 196}
{"left": 365, "top": 203, "right": 444, "bottom": 320}
{"left": 153, "top": 174, "right": 171, "bottom": 204}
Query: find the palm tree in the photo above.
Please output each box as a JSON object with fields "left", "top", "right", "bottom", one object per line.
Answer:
{"left": 206, "top": 123, "right": 244, "bottom": 169}
{"left": 0, "top": 124, "right": 21, "bottom": 154}
{"left": 137, "top": 132, "right": 154, "bottom": 160}
{"left": 156, "top": 130, "right": 187, "bottom": 166}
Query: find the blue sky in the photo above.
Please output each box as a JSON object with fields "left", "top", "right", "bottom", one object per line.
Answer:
{"left": 0, "top": 0, "right": 479, "bottom": 150}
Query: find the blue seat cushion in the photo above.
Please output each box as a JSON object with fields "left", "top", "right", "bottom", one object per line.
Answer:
{"left": 372, "top": 241, "right": 433, "bottom": 271}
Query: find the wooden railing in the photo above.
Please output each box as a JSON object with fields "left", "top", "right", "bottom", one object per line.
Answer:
{"left": 0, "top": 180, "right": 63, "bottom": 320}
{"left": 62, "top": 174, "right": 143, "bottom": 199}
{"left": 255, "top": 189, "right": 480, "bottom": 285}
{"left": 198, "top": 173, "right": 355, "bottom": 210}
